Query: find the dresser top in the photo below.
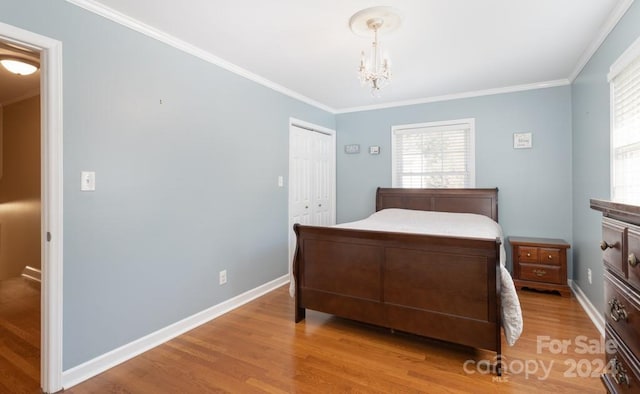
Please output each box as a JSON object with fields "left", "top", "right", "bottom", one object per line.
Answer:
{"left": 591, "top": 199, "right": 640, "bottom": 226}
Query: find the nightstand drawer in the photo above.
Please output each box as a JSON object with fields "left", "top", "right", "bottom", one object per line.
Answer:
{"left": 519, "top": 264, "right": 562, "bottom": 284}
{"left": 518, "top": 246, "right": 538, "bottom": 263}
{"left": 539, "top": 248, "right": 561, "bottom": 265}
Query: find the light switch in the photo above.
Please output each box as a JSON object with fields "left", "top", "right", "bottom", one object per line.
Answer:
{"left": 81, "top": 171, "right": 96, "bottom": 191}
{"left": 278, "top": 175, "right": 284, "bottom": 187}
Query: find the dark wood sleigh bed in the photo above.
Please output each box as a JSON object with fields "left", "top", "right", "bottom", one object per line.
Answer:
{"left": 292, "top": 188, "right": 503, "bottom": 374}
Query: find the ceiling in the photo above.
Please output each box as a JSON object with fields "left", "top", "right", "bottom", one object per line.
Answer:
{"left": 85, "top": 0, "right": 629, "bottom": 112}
{"left": 3, "top": 1, "right": 631, "bottom": 112}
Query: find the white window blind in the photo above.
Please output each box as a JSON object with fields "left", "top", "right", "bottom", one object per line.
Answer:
{"left": 611, "top": 39, "right": 640, "bottom": 204}
{"left": 391, "top": 119, "right": 475, "bottom": 188}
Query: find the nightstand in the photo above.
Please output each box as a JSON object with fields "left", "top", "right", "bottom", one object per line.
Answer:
{"left": 509, "top": 236, "right": 571, "bottom": 296}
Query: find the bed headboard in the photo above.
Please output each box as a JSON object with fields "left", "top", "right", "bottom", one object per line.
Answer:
{"left": 375, "top": 188, "right": 499, "bottom": 222}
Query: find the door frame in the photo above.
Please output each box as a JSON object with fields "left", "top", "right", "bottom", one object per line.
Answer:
{"left": 287, "top": 118, "right": 336, "bottom": 288}
{"left": 0, "top": 22, "right": 64, "bottom": 393}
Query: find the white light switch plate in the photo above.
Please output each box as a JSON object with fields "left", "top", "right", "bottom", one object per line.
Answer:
{"left": 81, "top": 171, "right": 96, "bottom": 191}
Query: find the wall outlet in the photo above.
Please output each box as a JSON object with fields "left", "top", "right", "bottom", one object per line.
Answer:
{"left": 219, "top": 270, "right": 227, "bottom": 285}
{"left": 587, "top": 268, "right": 592, "bottom": 285}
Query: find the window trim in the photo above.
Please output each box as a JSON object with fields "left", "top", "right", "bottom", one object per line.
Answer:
{"left": 391, "top": 118, "right": 476, "bottom": 188}
{"left": 609, "top": 35, "right": 640, "bottom": 202}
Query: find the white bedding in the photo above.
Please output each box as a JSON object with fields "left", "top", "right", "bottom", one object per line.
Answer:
{"left": 333, "top": 208, "right": 523, "bottom": 346}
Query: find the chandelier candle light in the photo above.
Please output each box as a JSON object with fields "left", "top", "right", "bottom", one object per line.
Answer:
{"left": 350, "top": 6, "right": 402, "bottom": 95}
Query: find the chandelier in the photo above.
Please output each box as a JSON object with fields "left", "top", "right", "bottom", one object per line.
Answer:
{"left": 349, "top": 7, "right": 402, "bottom": 95}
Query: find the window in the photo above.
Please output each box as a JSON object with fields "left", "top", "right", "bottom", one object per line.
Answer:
{"left": 391, "top": 119, "right": 475, "bottom": 188}
{"left": 610, "top": 36, "right": 640, "bottom": 204}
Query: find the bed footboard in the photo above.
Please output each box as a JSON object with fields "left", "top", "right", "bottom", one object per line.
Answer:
{"left": 293, "top": 223, "right": 502, "bottom": 369}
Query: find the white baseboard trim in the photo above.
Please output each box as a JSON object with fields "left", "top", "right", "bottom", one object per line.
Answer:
{"left": 21, "top": 265, "right": 42, "bottom": 283}
{"left": 569, "top": 279, "right": 605, "bottom": 337}
{"left": 62, "top": 274, "right": 289, "bottom": 389}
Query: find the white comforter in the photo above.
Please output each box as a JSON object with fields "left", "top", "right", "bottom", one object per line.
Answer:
{"left": 333, "top": 208, "right": 523, "bottom": 346}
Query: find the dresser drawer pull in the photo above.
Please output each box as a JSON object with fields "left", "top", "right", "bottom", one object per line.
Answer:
{"left": 533, "top": 269, "right": 546, "bottom": 277}
{"left": 601, "top": 240, "right": 615, "bottom": 251}
{"left": 629, "top": 253, "right": 638, "bottom": 267}
{"left": 612, "top": 357, "right": 630, "bottom": 387}
{"left": 609, "top": 298, "right": 628, "bottom": 322}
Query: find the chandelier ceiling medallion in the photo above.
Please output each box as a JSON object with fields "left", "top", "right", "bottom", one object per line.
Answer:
{"left": 349, "top": 6, "right": 402, "bottom": 96}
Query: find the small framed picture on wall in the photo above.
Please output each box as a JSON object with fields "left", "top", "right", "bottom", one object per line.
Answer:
{"left": 513, "top": 132, "right": 532, "bottom": 149}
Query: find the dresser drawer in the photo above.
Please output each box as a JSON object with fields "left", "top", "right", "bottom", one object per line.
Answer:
{"left": 603, "top": 218, "right": 628, "bottom": 279}
{"left": 605, "top": 271, "right": 640, "bottom": 361}
{"left": 519, "top": 264, "right": 562, "bottom": 284}
{"left": 604, "top": 328, "right": 640, "bottom": 394}
{"left": 627, "top": 227, "right": 640, "bottom": 293}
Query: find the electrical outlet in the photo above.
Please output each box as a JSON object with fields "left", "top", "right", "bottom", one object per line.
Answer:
{"left": 587, "top": 268, "right": 592, "bottom": 285}
{"left": 219, "top": 270, "right": 227, "bottom": 285}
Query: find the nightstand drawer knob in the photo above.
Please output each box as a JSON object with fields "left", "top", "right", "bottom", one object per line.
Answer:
{"left": 548, "top": 254, "right": 553, "bottom": 260}
{"left": 601, "top": 240, "right": 614, "bottom": 251}
{"left": 609, "top": 298, "right": 628, "bottom": 322}
{"left": 629, "top": 253, "right": 638, "bottom": 267}
{"left": 526, "top": 252, "right": 531, "bottom": 257}
{"left": 533, "top": 269, "right": 546, "bottom": 277}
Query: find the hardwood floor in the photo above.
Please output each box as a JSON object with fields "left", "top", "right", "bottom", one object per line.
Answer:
{"left": 63, "top": 286, "right": 605, "bottom": 394}
{"left": 0, "top": 277, "right": 40, "bottom": 393}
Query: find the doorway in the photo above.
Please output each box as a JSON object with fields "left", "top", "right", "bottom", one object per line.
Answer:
{"left": 287, "top": 118, "right": 336, "bottom": 294}
{"left": 0, "top": 22, "right": 63, "bottom": 394}
{"left": 0, "top": 63, "right": 41, "bottom": 390}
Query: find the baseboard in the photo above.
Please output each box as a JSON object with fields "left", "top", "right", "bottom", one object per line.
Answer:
{"left": 569, "top": 279, "right": 605, "bottom": 337}
{"left": 21, "top": 266, "right": 42, "bottom": 283}
{"left": 62, "top": 274, "right": 289, "bottom": 389}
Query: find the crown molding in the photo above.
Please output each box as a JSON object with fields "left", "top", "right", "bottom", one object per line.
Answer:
{"left": 568, "top": 0, "right": 635, "bottom": 82}
{"left": 65, "top": 0, "right": 336, "bottom": 114}
{"left": 335, "top": 79, "right": 570, "bottom": 114}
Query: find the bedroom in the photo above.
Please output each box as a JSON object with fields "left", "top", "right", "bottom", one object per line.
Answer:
{"left": 0, "top": 0, "right": 639, "bottom": 392}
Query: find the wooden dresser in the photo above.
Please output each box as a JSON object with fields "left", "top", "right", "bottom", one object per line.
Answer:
{"left": 591, "top": 199, "right": 640, "bottom": 393}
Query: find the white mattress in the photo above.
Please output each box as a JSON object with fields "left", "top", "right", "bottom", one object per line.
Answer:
{"left": 334, "top": 208, "right": 523, "bottom": 346}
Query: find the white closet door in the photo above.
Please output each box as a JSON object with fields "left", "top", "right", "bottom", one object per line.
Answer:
{"left": 311, "top": 130, "right": 332, "bottom": 226}
{"left": 288, "top": 123, "right": 335, "bottom": 294}
{"left": 289, "top": 126, "right": 313, "bottom": 226}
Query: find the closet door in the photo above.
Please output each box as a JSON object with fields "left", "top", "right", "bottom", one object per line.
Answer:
{"left": 288, "top": 123, "right": 335, "bottom": 291}
{"left": 310, "top": 130, "right": 333, "bottom": 226}
{"left": 289, "top": 125, "right": 313, "bottom": 227}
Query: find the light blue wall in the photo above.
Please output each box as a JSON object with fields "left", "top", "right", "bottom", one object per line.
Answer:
{"left": 572, "top": 2, "right": 640, "bottom": 313}
{"left": 336, "top": 87, "right": 573, "bottom": 273}
{"left": 1, "top": 0, "right": 333, "bottom": 369}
